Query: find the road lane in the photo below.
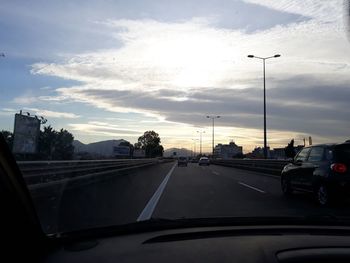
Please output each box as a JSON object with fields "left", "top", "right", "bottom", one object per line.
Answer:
{"left": 29, "top": 161, "right": 350, "bottom": 234}
{"left": 209, "top": 164, "right": 281, "bottom": 195}
{"left": 238, "top": 182, "right": 266, "bottom": 194}
{"left": 30, "top": 161, "right": 175, "bottom": 233}
{"left": 137, "top": 162, "right": 176, "bottom": 221}
{"left": 153, "top": 163, "right": 278, "bottom": 219}
{"left": 153, "top": 163, "right": 350, "bottom": 220}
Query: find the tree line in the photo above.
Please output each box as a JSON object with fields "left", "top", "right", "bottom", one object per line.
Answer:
{"left": 118, "top": 130, "right": 164, "bottom": 158}
{"left": 1, "top": 125, "right": 74, "bottom": 160}
{"left": 1, "top": 128, "right": 164, "bottom": 160}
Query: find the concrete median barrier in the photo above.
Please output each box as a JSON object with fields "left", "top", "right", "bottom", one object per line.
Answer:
{"left": 211, "top": 159, "right": 290, "bottom": 175}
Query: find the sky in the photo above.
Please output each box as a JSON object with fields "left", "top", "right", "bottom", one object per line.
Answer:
{"left": 1, "top": 0, "right": 350, "bottom": 153}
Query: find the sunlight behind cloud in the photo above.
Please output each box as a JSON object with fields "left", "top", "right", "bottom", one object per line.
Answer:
{"left": 29, "top": 0, "right": 350, "bottom": 148}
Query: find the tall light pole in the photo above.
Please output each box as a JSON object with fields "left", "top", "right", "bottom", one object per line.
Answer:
{"left": 197, "top": 130, "right": 205, "bottom": 155}
{"left": 191, "top": 139, "right": 198, "bottom": 157}
{"left": 206, "top": 115, "right": 220, "bottom": 157}
{"left": 248, "top": 54, "right": 281, "bottom": 159}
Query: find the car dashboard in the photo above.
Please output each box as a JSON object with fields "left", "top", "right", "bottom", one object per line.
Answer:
{"left": 43, "top": 225, "right": 350, "bottom": 263}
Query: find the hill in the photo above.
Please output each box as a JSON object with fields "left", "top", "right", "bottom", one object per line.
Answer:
{"left": 73, "top": 139, "right": 128, "bottom": 157}
{"left": 164, "top": 147, "right": 192, "bottom": 157}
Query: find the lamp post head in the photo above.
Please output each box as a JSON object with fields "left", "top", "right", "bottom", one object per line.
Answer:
{"left": 274, "top": 54, "right": 281, "bottom": 58}
{"left": 247, "top": 55, "right": 254, "bottom": 58}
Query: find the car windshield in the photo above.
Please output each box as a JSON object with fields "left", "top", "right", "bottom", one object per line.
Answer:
{"left": 1, "top": 0, "right": 350, "bottom": 235}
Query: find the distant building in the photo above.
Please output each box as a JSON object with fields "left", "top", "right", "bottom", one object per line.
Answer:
{"left": 269, "top": 145, "right": 304, "bottom": 160}
{"left": 250, "top": 147, "right": 267, "bottom": 159}
{"left": 246, "top": 146, "right": 273, "bottom": 159}
{"left": 270, "top": 148, "right": 286, "bottom": 159}
{"left": 214, "top": 141, "right": 243, "bottom": 159}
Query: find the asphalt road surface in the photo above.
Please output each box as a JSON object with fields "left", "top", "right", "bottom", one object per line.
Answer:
{"left": 28, "top": 161, "right": 350, "bottom": 234}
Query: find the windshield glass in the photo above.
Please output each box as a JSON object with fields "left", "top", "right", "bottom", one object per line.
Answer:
{"left": 1, "top": 0, "right": 350, "bottom": 234}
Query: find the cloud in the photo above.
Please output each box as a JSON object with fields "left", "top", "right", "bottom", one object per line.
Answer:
{"left": 2, "top": 108, "right": 17, "bottom": 112}
{"left": 13, "top": 96, "right": 38, "bottom": 105}
{"left": 68, "top": 121, "right": 140, "bottom": 137}
{"left": 29, "top": 1, "right": 350, "bottom": 147}
{"left": 241, "top": 0, "right": 342, "bottom": 22}
{"left": 0, "top": 107, "right": 79, "bottom": 120}
{"left": 43, "top": 76, "right": 350, "bottom": 143}
{"left": 23, "top": 108, "right": 80, "bottom": 119}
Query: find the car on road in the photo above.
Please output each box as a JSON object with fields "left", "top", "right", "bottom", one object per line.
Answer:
{"left": 177, "top": 156, "right": 188, "bottom": 167}
{"left": 198, "top": 157, "right": 210, "bottom": 166}
{"left": 281, "top": 141, "right": 350, "bottom": 206}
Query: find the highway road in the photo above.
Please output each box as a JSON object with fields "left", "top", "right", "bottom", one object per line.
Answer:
{"left": 29, "top": 161, "right": 350, "bottom": 234}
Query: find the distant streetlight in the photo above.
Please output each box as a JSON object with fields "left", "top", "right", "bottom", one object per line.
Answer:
{"left": 191, "top": 138, "right": 198, "bottom": 157}
{"left": 206, "top": 115, "right": 220, "bottom": 157}
{"left": 248, "top": 54, "right": 281, "bottom": 159}
{"left": 197, "top": 130, "right": 205, "bottom": 155}
{"left": 0, "top": 53, "right": 5, "bottom": 58}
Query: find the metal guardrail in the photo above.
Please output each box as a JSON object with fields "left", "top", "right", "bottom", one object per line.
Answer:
{"left": 211, "top": 159, "right": 290, "bottom": 175}
{"left": 17, "top": 158, "right": 173, "bottom": 190}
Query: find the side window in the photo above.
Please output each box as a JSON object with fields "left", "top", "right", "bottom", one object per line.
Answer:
{"left": 325, "top": 149, "right": 333, "bottom": 161}
{"left": 295, "top": 148, "right": 310, "bottom": 162}
{"left": 308, "top": 147, "right": 324, "bottom": 162}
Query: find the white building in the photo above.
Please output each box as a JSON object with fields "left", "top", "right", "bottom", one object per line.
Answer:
{"left": 214, "top": 141, "right": 243, "bottom": 159}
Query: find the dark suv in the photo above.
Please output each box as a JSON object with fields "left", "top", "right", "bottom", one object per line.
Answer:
{"left": 178, "top": 156, "right": 188, "bottom": 167}
{"left": 281, "top": 142, "right": 350, "bottom": 206}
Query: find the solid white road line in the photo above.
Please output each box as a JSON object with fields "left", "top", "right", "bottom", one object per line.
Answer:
{"left": 212, "top": 171, "right": 220, "bottom": 175}
{"left": 238, "top": 182, "right": 266, "bottom": 194}
{"left": 137, "top": 162, "right": 177, "bottom": 221}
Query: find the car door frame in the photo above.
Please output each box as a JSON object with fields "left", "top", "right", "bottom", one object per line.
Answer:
{"left": 0, "top": 135, "right": 50, "bottom": 260}
{"left": 299, "top": 146, "right": 325, "bottom": 191}
{"left": 290, "top": 147, "right": 311, "bottom": 189}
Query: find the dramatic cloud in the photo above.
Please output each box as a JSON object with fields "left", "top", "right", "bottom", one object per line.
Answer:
{"left": 29, "top": 0, "right": 350, "bottom": 149}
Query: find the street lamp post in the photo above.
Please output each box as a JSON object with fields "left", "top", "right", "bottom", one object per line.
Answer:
{"left": 192, "top": 139, "right": 198, "bottom": 157}
{"left": 197, "top": 131, "right": 205, "bottom": 155}
{"left": 206, "top": 115, "right": 220, "bottom": 157}
{"left": 247, "top": 54, "right": 281, "bottom": 159}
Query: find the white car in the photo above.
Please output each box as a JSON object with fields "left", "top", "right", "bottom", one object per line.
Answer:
{"left": 198, "top": 157, "right": 210, "bottom": 166}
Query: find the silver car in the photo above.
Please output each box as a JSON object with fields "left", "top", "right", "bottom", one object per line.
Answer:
{"left": 198, "top": 157, "right": 210, "bottom": 166}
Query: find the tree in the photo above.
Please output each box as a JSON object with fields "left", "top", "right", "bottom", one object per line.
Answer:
{"left": 285, "top": 139, "right": 296, "bottom": 158}
{"left": 137, "top": 131, "right": 164, "bottom": 158}
{"left": 38, "top": 126, "right": 74, "bottom": 160}
{"left": 134, "top": 142, "right": 142, "bottom": 149}
{"left": 1, "top": 130, "right": 13, "bottom": 150}
{"left": 52, "top": 129, "right": 74, "bottom": 160}
{"left": 38, "top": 126, "right": 57, "bottom": 159}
